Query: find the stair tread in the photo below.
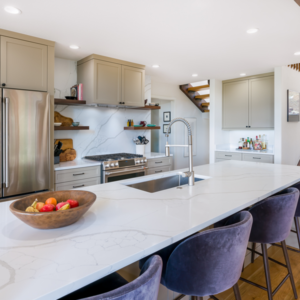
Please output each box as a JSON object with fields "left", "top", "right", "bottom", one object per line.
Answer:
{"left": 201, "top": 102, "right": 210, "bottom": 106}
{"left": 195, "top": 94, "right": 210, "bottom": 99}
{"left": 188, "top": 84, "right": 210, "bottom": 92}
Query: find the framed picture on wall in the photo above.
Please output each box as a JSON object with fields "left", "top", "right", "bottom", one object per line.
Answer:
{"left": 163, "top": 111, "right": 171, "bottom": 122}
{"left": 163, "top": 124, "right": 171, "bottom": 134}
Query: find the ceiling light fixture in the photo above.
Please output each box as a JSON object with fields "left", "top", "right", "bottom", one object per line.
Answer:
{"left": 69, "top": 45, "right": 79, "bottom": 49}
{"left": 152, "top": 65, "right": 159, "bottom": 68}
{"left": 247, "top": 28, "right": 258, "bottom": 34}
{"left": 240, "top": 73, "right": 246, "bottom": 76}
{"left": 192, "top": 74, "right": 198, "bottom": 77}
{"left": 4, "top": 6, "right": 21, "bottom": 14}
{"left": 294, "top": 52, "right": 300, "bottom": 56}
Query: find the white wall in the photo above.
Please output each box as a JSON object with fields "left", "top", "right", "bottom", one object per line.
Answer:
{"left": 275, "top": 66, "right": 300, "bottom": 165}
{"left": 54, "top": 58, "right": 151, "bottom": 157}
{"left": 152, "top": 80, "right": 209, "bottom": 169}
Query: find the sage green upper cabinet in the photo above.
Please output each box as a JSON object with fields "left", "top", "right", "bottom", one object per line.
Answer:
{"left": 223, "top": 80, "right": 249, "bottom": 129}
{"left": 122, "top": 66, "right": 145, "bottom": 107}
{"left": 249, "top": 76, "right": 274, "bottom": 129}
{"left": 77, "top": 54, "right": 145, "bottom": 107}
{"left": 222, "top": 74, "right": 274, "bottom": 129}
{"left": 0, "top": 36, "right": 48, "bottom": 91}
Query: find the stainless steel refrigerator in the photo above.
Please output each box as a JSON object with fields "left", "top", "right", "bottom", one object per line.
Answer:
{"left": 1, "top": 88, "right": 50, "bottom": 200}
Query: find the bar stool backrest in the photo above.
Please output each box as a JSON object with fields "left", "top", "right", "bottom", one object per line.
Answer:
{"left": 163, "top": 211, "right": 253, "bottom": 297}
{"left": 292, "top": 182, "right": 300, "bottom": 217}
{"left": 85, "top": 255, "right": 162, "bottom": 300}
{"left": 248, "top": 187, "right": 299, "bottom": 244}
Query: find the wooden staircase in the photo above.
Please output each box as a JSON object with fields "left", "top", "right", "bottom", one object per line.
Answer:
{"left": 179, "top": 80, "right": 210, "bottom": 112}
{"left": 288, "top": 63, "right": 300, "bottom": 71}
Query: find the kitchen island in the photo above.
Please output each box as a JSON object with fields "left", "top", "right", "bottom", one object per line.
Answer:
{"left": 1, "top": 160, "right": 300, "bottom": 300}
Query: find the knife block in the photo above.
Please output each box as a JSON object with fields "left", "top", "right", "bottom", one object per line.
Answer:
{"left": 54, "top": 156, "right": 60, "bottom": 164}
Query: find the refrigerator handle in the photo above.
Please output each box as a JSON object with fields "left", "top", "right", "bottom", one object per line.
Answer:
{"left": 3, "top": 98, "right": 9, "bottom": 188}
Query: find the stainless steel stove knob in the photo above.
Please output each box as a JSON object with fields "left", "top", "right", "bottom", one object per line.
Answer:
{"left": 114, "top": 163, "right": 119, "bottom": 167}
{"left": 110, "top": 163, "right": 115, "bottom": 167}
{"left": 136, "top": 160, "right": 140, "bottom": 164}
{"left": 140, "top": 159, "right": 144, "bottom": 163}
{"left": 144, "top": 159, "right": 147, "bottom": 162}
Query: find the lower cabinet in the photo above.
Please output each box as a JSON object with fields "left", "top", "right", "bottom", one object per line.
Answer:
{"left": 146, "top": 157, "right": 173, "bottom": 175}
{"left": 215, "top": 151, "right": 274, "bottom": 164}
{"left": 54, "top": 166, "right": 101, "bottom": 191}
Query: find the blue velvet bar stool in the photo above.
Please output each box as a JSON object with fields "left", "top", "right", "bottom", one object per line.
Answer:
{"left": 242, "top": 187, "right": 299, "bottom": 300}
{"left": 139, "top": 211, "right": 253, "bottom": 300}
{"left": 58, "top": 255, "right": 162, "bottom": 300}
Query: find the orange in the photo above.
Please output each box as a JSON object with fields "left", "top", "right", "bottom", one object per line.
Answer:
{"left": 45, "top": 197, "right": 57, "bottom": 206}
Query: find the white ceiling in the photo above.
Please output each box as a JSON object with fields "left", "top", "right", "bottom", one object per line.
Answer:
{"left": 1, "top": 0, "right": 300, "bottom": 84}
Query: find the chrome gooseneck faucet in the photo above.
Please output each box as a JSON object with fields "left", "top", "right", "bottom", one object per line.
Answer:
{"left": 165, "top": 118, "right": 194, "bottom": 186}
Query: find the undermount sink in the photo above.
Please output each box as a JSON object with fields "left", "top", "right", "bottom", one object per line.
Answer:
{"left": 125, "top": 173, "right": 205, "bottom": 193}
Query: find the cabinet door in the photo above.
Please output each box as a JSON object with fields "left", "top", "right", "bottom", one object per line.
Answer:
{"left": 249, "top": 76, "right": 274, "bottom": 128}
{"left": 122, "top": 66, "right": 144, "bottom": 107}
{"left": 94, "top": 60, "right": 121, "bottom": 105}
{"left": 223, "top": 80, "right": 249, "bottom": 129}
{"left": 0, "top": 36, "right": 47, "bottom": 91}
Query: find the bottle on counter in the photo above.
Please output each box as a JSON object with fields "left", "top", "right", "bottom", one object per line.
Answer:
{"left": 250, "top": 138, "right": 253, "bottom": 150}
{"left": 247, "top": 137, "right": 250, "bottom": 148}
{"left": 238, "top": 138, "right": 243, "bottom": 149}
{"left": 131, "top": 119, "right": 134, "bottom": 126}
{"left": 254, "top": 135, "right": 262, "bottom": 150}
{"left": 262, "top": 134, "right": 267, "bottom": 149}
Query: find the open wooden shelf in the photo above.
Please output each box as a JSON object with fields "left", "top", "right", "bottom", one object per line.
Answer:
{"left": 124, "top": 126, "right": 160, "bottom": 130}
{"left": 54, "top": 126, "right": 89, "bottom": 131}
{"left": 132, "top": 106, "right": 161, "bottom": 110}
{"left": 55, "top": 99, "right": 86, "bottom": 105}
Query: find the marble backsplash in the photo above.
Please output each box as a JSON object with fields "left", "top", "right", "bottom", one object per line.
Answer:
{"left": 54, "top": 58, "right": 152, "bottom": 157}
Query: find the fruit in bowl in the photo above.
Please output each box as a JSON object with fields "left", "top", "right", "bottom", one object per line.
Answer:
{"left": 10, "top": 190, "right": 96, "bottom": 229}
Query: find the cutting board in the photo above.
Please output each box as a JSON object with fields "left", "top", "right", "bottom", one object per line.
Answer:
{"left": 55, "top": 139, "right": 73, "bottom": 150}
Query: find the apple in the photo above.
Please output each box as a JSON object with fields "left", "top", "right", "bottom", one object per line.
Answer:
{"left": 56, "top": 202, "right": 67, "bottom": 211}
{"left": 35, "top": 202, "right": 45, "bottom": 211}
{"left": 39, "top": 204, "right": 55, "bottom": 212}
{"left": 67, "top": 199, "right": 79, "bottom": 208}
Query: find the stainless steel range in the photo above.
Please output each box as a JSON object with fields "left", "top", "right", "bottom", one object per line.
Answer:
{"left": 85, "top": 153, "right": 147, "bottom": 183}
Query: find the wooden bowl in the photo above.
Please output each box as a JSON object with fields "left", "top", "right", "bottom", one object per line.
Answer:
{"left": 9, "top": 190, "right": 96, "bottom": 229}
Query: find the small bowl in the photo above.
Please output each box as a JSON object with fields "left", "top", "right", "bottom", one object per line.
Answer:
{"left": 72, "top": 122, "right": 80, "bottom": 127}
{"left": 10, "top": 190, "right": 96, "bottom": 229}
{"left": 54, "top": 122, "right": 62, "bottom": 126}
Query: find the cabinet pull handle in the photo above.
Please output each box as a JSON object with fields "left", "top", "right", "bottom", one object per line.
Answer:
{"left": 73, "top": 184, "right": 85, "bottom": 188}
{"left": 155, "top": 170, "right": 163, "bottom": 173}
{"left": 155, "top": 161, "right": 163, "bottom": 164}
{"left": 253, "top": 157, "right": 261, "bottom": 159}
{"left": 73, "top": 173, "right": 85, "bottom": 176}
{"left": 225, "top": 155, "right": 232, "bottom": 157}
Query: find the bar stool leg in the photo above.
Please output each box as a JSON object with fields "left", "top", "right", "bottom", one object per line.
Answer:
{"left": 282, "top": 240, "right": 298, "bottom": 299}
{"left": 233, "top": 282, "right": 242, "bottom": 300}
{"left": 191, "top": 297, "right": 203, "bottom": 300}
{"left": 261, "top": 244, "right": 273, "bottom": 300}
{"left": 251, "top": 242, "right": 256, "bottom": 263}
{"left": 295, "top": 217, "right": 300, "bottom": 250}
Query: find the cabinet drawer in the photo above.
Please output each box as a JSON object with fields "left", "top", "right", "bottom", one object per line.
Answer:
{"left": 147, "top": 157, "right": 172, "bottom": 168}
{"left": 215, "top": 152, "right": 242, "bottom": 160}
{"left": 242, "top": 154, "right": 274, "bottom": 164}
{"left": 146, "top": 166, "right": 171, "bottom": 175}
{"left": 55, "top": 166, "right": 101, "bottom": 184}
{"left": 55, "top": 177, "right": 100, "bottom": 191}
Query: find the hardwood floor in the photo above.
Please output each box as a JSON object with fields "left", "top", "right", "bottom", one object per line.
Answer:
{"left": 213, "top": 245, "right": 300, "bottom": 300}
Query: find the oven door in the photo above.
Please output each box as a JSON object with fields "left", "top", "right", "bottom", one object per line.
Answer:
{"left": 104, "top": 166, "right": 146, "bottom": 183}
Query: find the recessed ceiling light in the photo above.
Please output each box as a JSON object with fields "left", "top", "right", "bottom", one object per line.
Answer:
{"left": 240, "top": 73, "right": 246, "bottom": 76}
{"left": 192, "top": 74, "right": 198, "bottom": 77}
{"left": 69, "top": 45, "right": 79, "bottom": 49}
{"left": 247, "top": 28, "right": 258, "bottom": 34}
{"left": 294, "top": 52, "right": 300, "bottom": 56}
{"left": 4, "top": 6, "right": 21, "bottom": 14}
{"left": 152, "top": 65, "right": 159, "bottom": 68}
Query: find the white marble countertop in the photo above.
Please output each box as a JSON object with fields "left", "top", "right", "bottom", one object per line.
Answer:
{"left": 54, "top": 159, "right": 101, "bottom": 171}
{"left": 215, "top": 147, "right": 274, "bottom": 155}
{"left": 2, "top": 160, "right": 300, "bottom": 300}
{"left": 144, "top": 152, "right": 171, "bottom": 159}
